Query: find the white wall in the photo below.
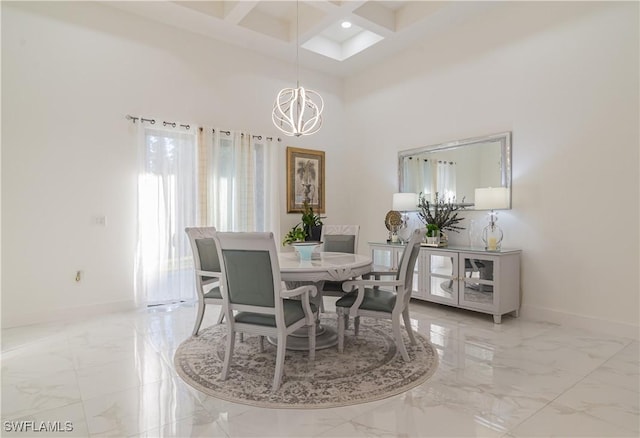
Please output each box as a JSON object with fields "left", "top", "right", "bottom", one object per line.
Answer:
{"left": 1, "top": 2, "right": 346, "bottom": 327}
{"left": 3, "top": 2, "right": 638, "bottom": 336}
{"left": 344, "top": 2, "right": 639, "bottom": 335}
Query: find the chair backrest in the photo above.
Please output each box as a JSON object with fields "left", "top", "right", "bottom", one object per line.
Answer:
{"left": 320, "top": 225, "right": 360, "bottom": 254}
{"left": 214, "top": 232, "right": 285, "bottom": 322}
{"left": 185, "top": 226, "right": 221, "bottom": 287}
{"left": 395, "top": 228, "right": 427, "bottom": 306}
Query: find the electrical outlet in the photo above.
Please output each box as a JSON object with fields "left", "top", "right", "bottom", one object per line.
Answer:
{"left": 94, "top": 215, "right": 107, "bottom": 227}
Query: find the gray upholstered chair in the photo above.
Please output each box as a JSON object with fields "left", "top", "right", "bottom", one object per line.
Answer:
{"left": 185, "top": 227, "right": 224, "bottom": 337}
{"left": 214, "top": 232, "right": 318, "bottom": 391}
{"left": 319, "top": 225, "right": 360, "bottom": 308}
{"left": 336, "top": 228, "right": 426, "bottom": 361}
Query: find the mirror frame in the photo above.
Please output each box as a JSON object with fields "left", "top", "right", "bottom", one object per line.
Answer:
{"left": 398, "top": 131, "right": 512, "bottom": 209}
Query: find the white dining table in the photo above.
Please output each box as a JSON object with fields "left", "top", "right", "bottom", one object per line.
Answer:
{"left": 276, "top": 251, "right": 373, "bottom": 350}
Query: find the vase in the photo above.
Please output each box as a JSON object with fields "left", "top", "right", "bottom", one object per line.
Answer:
{"left": 439, "top": 231, "right": 448, "bottom": 247}
{"left": 426, "top": 235, "right": 440, "bottom": 246}
{"left": 304, "top": 224, "right": 322, "bottom": 242}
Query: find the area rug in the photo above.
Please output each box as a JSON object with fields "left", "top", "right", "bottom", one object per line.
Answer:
{"left": 174, "top": 317, "right": 439, "bottom": 409}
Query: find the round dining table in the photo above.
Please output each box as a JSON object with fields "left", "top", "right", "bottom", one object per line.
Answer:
{"left": 276, "top": 251, "right": 372, "bottom": 350}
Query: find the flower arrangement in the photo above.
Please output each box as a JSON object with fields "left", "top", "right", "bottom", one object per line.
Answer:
{"left": 417, "top": 192, "right": 465, "bottom": 233}
{"left": 282, "top": 201, "right": 325, "bottom": 245}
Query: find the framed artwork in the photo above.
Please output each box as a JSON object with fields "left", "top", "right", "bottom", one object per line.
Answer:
{"left": 286, "top": 147, "right": 325, "bottom": 213}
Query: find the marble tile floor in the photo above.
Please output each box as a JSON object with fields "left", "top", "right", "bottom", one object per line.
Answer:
{"left": 1, "top": 300, "right": 638, "bottom": 437}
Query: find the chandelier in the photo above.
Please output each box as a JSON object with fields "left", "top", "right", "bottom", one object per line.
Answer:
{"left": 272, "top": 1, "right": 324, "bottom": 137}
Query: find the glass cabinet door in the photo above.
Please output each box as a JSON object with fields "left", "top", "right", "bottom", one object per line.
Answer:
{"left": 459, "top": 253, "right": 497, "bottom": 311}
{"left": 372, "top": 247, "right": 392, "bottom": 269}
{"left": 425, "top": 251, "right": 458, "bottom": 305}
{"left": 371, "top": 245, "right": 403, "bottom": 271}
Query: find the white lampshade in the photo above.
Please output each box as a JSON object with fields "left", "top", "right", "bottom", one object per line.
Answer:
{"left": 392, "top": 192, "right": 418, "bottom": 212}
{"left": 474, "top": 187, "right": 510, "bottom": 210}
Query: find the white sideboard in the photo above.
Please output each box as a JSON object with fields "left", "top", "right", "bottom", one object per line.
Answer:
{"left": 369, "top": 242, "right": 521, "bottom": 323}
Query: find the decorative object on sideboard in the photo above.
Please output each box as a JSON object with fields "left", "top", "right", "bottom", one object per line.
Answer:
{"left": 474, "top": 187, "right": 510, "bottom": 251}
{"left": 425, "top": 224, "right": 441, "bottom": 246}
{"left": 272, "top": 0, "right": 323, "bottom": 137}
{"left": 417, "top": 191, "right": 466, "bottom": 246}
{"left": 392, "top": 192, "right": 418, "bottom": 243}
{"left": 384, "top": 210, "right": 403, "bottom": 243}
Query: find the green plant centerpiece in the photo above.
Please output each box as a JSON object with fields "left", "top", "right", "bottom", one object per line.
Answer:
{"left": 417, "top": 192, "right": 465, "bottom": 245}
{"left": 426, "top": 223, "right": 440, "bottom": 237}
{"left": 282, "top": 226, "right": 306, "bottom": 246}
{"left": 282, "top": 201, "right": 325, "bottom": 245}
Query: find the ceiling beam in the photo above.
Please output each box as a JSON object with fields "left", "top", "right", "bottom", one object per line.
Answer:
{"left": 223, "top": 1, "right": 259, "bottom": 25}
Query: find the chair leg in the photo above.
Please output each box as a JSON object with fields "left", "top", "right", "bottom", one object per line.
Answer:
{"left": 273, "top": 334, "right": 287, "bottom": 391}
{"left": 192, "top": 300, "right": 205, "bottom": 337}
{"left": 259, "top": 336, "right": 265, "bottom": 353}
{"left": 216, "top": 309, "right": 225, "bottom": 325}
{"left": 354, "top": 316, "right": 360, "bottom": 337}
{"left": 239, "top": 333, "right": 244, "bottom": 343}
{"left": 402, "top": 309, "right": 417, "bottom": 345}
{"left": 308, "top": 319, "right": 316, "bottom": 361}
{"left": 337, "top": 309, "right": 345, "bottom": 353}
{"left": 222, "top": 331, "right": 236, "bottom": 379}
{"left": 393, "top": 317, "right": 410, "bottom": 362}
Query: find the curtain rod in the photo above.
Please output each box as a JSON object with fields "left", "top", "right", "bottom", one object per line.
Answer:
{"left": 211, "top": 129, "right": 281, "bottom": 142}
{"left": 125, "top": 114, "right": 191, "bottom": 130}
{"left": 126, "top": 115, "right": 281, "bottom": 142}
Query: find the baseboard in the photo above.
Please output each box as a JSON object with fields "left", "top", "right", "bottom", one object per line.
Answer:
{"left": 1, "top": 299, "right": 136, "bottom": 329}
{"left": 520, "top": 304, "right": 639, "bottom": 340}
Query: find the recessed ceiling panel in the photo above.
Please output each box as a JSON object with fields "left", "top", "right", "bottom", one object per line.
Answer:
{"left": 320, "top": 21, "right": 364, "bottom": 44}
{"left": 303, "top": 23, "right": 384, "bottom": 62}
{"left": 173, "top": 1, "right": 225, "bottom": 19}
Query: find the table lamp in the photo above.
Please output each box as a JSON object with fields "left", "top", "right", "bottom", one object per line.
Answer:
{"left": 392, "top": 192, "right": 418, "bottom": 242}
{"left": 474, "top": 187, "right": 509, "bottom": 251}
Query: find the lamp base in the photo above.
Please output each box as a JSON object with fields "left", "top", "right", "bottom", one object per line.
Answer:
{"left": 482, "top": 223, "right": 503, "bottom": 251}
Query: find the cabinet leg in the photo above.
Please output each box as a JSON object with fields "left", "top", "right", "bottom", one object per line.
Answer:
{"left": 514, "top": 309, "right": 520, "bottom": 318}
{"left": 493, "top": 314, "right": 502, "bottom": 324}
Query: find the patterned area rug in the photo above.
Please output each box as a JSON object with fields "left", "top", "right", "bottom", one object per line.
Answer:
{"left": 174, "top": 317, "right": 439, "bottom": 409}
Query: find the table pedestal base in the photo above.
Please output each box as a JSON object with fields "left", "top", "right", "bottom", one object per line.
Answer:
{"left": 269, "top": 279, "right": 339, "bottom": 349}
{"left": 267, "top": 322, "right": 338, "bottom": 350}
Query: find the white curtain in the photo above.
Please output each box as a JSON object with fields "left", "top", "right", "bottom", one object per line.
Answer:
{"left": 135, "top": 123, "right": 198, "bottom": 306}
{"left": 205, "top": 129, "right": 281, "bottom": 243}
{"left": 437, "top": 160, "right": 457, "bottom": 202}
{"left": 420, "top": 159, "right": 434, "bottom": 198}
{"left": 403, "top": 157, "right": 433, "bottom": 198}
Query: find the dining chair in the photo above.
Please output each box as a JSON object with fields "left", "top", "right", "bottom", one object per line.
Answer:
{"left": 185, "top": 226, "right": 224, "bottom": 337}
{"left": 214, "top": 231, "right": 318, "bottom": 391}
{"left": 319, "top": 225, "right": 360, "bottom": 310}
{"left": 335, "top": 227, "right": 426, "bottom": 362}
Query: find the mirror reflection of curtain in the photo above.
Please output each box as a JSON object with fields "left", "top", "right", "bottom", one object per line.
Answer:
{"left": 206, "top": 129, "right": 280, "bottom": 241}
{"left": 135, "top": 124, "right": 198, "bottom": 306}
{"left": 437, "top": 160, "right": 457, "bottom": 202}
{"left": 403, "top": 157, "right": 433, "bottom": 196}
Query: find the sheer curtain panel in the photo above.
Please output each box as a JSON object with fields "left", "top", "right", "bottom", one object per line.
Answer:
{"left": 135, "top": 124, "right": 198, "bottom": 306}
{"left": 437, "top": 160, "right": 457, "bottom": 203}
{"left": 204, "top": 129, "right": 280, "bottom": 243}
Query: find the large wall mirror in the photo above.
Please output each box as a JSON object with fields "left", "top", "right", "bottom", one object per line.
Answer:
{"left": 398, "top": 132, "right": 512, "bottom": 209}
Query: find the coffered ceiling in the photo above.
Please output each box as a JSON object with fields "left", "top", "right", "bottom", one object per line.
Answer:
{"left": 105, "top": 1, "right": 498, "bottom": 78}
